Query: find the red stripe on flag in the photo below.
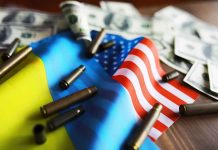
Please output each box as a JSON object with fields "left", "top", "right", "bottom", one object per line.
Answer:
{"left": 113, "top": 75, "right": 168, "bottom": 133}
{"left": 139, "top": 38, "right": 199, "bottom": 99}
{"left": 120, "top": 61, "right": 179, "bottom": 121}
{"left": 129, "top": 49, "right": 190, "bottom": 105}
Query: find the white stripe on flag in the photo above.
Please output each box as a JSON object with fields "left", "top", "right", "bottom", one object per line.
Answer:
{"left": 115, "top": 68, "right": 175, "bottom": 127}
{"left": 149, "top": 127, "right": 162, "bottom": 140}
{"left": 115, "top": 68, "right": 179, "bottom": 113}
{"left": 135, "top": 43, "right": 195, "bottom": 104}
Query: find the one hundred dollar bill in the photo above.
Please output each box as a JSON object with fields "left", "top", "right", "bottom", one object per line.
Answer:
{"left": 0, "top": 7, "right": 68, "bottom": 33}
{"left": 196, "top": 22, "right": 218, "bottom": 45}
{"left": 154, "top": 6, "right": 197, "bottom": 28}
{"left": 208, "top": 60, "right": 218, "bottom": 93}
{"left": 184, "top": 63, "right": 218, "bottom": 100}
{"left": 100, "top": 1, "right": 141, "bottom": 17}
{"left": 174, "top": 35, "right": 212, "bottom": 64}
{"left": 85, "top": 4, "right": 152, "bottom": 36}
{"left": 159, "top": 48, "right": 192, "bottom": 74}
{"left": 0, "top": 24, "right": 54, "bottom": 45}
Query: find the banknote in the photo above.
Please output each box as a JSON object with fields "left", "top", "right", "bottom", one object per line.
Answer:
{"left": 85, "top": 4, "right": 107, "bottom": 29}
{"left": 85, "top": 4, "right": 152, "bottom": 36}
{"left": 107, "top": 14, "right": 152, "bottom": 35}
{"left": 151, "top": 17, "right": 175, "bottom": 35}
{"left": 149, "top": 35, "right": 170, "bottom": 53}
{"left": 174, "top": 35, "right": 212, "bottom": 64}
{"left": 0, "top": 7, "right": 68, "bottom": 33}
{"left": 184, "top": 63, "right": 218, "bottom": 100}
{"left": 0, "top": 24, "right": 54, "bottom": 45}
{"left": 154, "top": 6, "right": 197, "bottom": 28}
{"left": 196, "top": 22, "right": 218, "bottom": 45}
{"left": 208, "top": 60, "right": 218, "bottom": 93}
{"left": 100, "top": 1, "right": 141, "bottom": 17}
{"left": 159, "top": 48, "right": 192, "bottom": 74}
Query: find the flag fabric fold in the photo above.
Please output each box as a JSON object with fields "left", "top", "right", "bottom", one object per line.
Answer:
{"left": 112, "top": 37, "right": 199, "bottom": 140}
{"left": 0, "top": 30, "right": 199, "bottom": 150}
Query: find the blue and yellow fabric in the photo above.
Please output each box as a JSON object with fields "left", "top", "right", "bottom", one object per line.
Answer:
{"left": 0, "top": 30, "right": 159, "bottom": 150}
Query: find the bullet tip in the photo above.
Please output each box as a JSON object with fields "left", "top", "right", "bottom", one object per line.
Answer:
{"left": 59, "top": 80, "right": 69, "bottom": 90}
{"left": 1, "top": 54, "right": 10, "bottom": 61}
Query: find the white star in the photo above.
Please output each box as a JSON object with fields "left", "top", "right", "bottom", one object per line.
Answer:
{"left": 119, "top": 41, "right": 124, "bottom": 44}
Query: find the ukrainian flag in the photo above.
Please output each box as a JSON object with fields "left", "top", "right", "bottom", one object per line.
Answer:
{"left": 0, "top": 31, "right": 159, "bottom": 150}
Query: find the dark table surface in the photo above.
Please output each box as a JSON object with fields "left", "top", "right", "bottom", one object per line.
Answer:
{"left": 1, "top": 0, "right": 218, "bottom": 149}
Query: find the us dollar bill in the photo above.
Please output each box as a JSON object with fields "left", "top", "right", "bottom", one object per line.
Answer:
{"left": 85, "top": 4, "right": 152, "bottom": 36}
{"left": 100, "top": 1, "right": 141, "bottom": 17}
{"left": 0, "top": 7, "right": 68, "bottom": 33}
{"left": 159, "top": 48, "right": 192, "bottom": 74}
{"left": 0, "top": 24, "right": 54, "bottom": 45}
{"left": 196, "top": 22, "right": 218, "bottom": 45}
{"left": 174, "top": 35, "right": 212, "bottom": 64}
{"left": 154, "top": 6, "right": 197, "bottom": 29}
{"left": 208, "top": 60, "right": 218, "bottom": 93}
{"left": 184, "top": 63, "right": 218, "bottom": 100}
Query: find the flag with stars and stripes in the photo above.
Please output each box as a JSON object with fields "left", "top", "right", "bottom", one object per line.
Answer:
{"left": 0, "top": 30, "right": 198, "bottom": 150}
{"left": 92, "top": 31, "right": 199, "bottom": 140}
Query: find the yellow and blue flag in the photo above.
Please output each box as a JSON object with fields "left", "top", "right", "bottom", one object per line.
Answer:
{"left": 0, "top": 30, "right": 161, "bottom": 150}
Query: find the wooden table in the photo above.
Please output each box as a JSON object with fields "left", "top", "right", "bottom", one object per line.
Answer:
{"left": 1, "top": 0, "right": 218, "bottom": 149}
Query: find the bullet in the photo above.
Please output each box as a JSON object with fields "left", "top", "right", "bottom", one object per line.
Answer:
{"left": 0, "top": 46, "right": 32, "bottom": 79}
{"left": 59, "top": 65, "right": 86, "bottom": 90}
{"left": 47, "top": 105, "right": 84, "bottom": 131}
{"left": 2, "top": 38, "right": 20, "bottom": 61}
{"left": 98, "top": 40, "right": 115, "bottom": 51}
{"left": 40, "top": 86, "right": 97, "bottom": 118}
{"left": 162, "top": 70, "right": 179, "bottom": 82}
{"left": 179, "top": 102, "right": 218, "bottom": 116}
{"left": 33, "top": 124, "right": 46, "bottom": 145}
{"left": 88, "top": 28, "right": 106, "bottom": 57}
{"left": 128, "top": 103, "right": 163, "bottom": 150}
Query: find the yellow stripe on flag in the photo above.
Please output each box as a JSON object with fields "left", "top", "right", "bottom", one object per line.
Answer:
{"left": 0, "top": 53, "right": 74, "bottom": 150}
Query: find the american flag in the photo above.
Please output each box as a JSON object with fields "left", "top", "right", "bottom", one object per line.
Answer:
{"left": 93, "top": 32, "right": 199, "bottom": 140}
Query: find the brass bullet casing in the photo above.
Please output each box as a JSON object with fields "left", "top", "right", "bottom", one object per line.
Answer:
{"left": 162, "top": 70, "right": 179, "bottom": 82}
{"left": 129, "top": 103, "right": 163, "bottom": 150}
{"left": 180, "top": 102, "right": 218, "bottom": 116}
{"left": 87, "top": 28, "right": 106, "bottom": 57}
{"left": 98, "top": 40, "right": 115, "bottom": 51}
{"left": 59, "top": 65, "right": 86, "bottom": 90}
{"left": 2, "top": 38, "right": 21, "bottom": 61}
{"left": 47, "top": 105, "right": 84, "bottom": 131}
{"left": 40, "top": 86, "right": 97, "bottom": 118}
{"left": 0, "top": 46, "right": 32, "bottom": 79}
{"left": 33, "top": 124, "right": 46, "bottom": 145}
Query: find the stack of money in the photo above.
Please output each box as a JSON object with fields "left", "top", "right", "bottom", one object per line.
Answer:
{"left": 0, "top": 7, "right": 68, "bottom": 48}
{"left": 151, "top": 6, "right": 218, "bottom": 100}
